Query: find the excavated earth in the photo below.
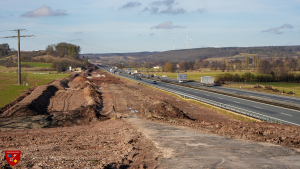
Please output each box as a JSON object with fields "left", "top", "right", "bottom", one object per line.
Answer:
{"left": 1, "top": 65, "right": 300, "bottom": 168}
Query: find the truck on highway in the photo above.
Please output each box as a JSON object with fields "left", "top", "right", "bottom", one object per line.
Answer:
{"left": 201, "top": 76, "right": 214, "bottom": 87}
{"left": 110, "top": 69, "right": 114, "bottom": 73}
{"left": 177, "top": 74, "right": 187, "bottom": 83}
{"left": 133, "top": 73, "right": 141, "bottom": 80}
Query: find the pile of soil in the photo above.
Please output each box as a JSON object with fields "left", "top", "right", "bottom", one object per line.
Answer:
{"left": 50, "top": 105, "right": 108, "bottom": 127}
{"left": 144, "top": 101, "right": 191, "bottom": 120}
{"left": 264, "top": 85, "right": 280, "bottom": 92}
{"left": 68, "top": 81, "right": 95, "bottom": 90}
{"left": 254, "top": 84, "right": 262, "bottom": 88}
{"left": 72, "top": 76, "right": 89, "bottom": 82}
{"left": 85, "top": 71, "right": 123, "bottom": 85}
{"left": 0, "top": 67, "right": 106, "bottom": 130}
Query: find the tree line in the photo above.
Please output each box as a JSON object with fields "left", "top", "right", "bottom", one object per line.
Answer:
{"left": 45, "top": 43, "right": 81, "bottom": 60}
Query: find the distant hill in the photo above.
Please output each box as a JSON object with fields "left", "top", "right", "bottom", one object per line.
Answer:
{"left": 84, "top": 46, "right": 300, "bottom": 63}
{"left": 141, "top": 46, "right": 300, "bottom": 62}
{"left": 81, "top": 51, "right": 159, "bottom": 58}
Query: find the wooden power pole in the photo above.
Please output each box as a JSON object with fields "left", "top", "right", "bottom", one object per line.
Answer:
{"left": 3, "top": 29, "right": 34, "bottom": 85}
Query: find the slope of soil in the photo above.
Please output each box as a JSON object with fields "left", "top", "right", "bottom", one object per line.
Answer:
{"left": 47, "top": 90, "right": 86, "bottom": 112}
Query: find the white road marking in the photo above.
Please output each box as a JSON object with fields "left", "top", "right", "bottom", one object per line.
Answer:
{"left": 281, "top": 113, "right": 292, "bottom": 116}
{"left": 233, "top": 101, "right": 240, "bottom": 103}
{"left": 254, "top": 106, "right": 262, "bottom": 109}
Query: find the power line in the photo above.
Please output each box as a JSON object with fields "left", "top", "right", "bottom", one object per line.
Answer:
{"left": 2, "top": 29, "right": 34, "bottom": 85}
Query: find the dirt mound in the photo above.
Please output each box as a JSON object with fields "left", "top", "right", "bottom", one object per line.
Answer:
{"left": 69, "top": 73, "right": 79, "bottom": 78}
{"left": 68, "top": 81, "right": 96, "bottom": 90}
{"left": 73, "top": 76, "right": 89, "bottom": 82}
{"left": 254, "top": 84, "right": 262, "bottom": 88}
{"left": 144, "top": 101, "right": 191, "bottom": 120}
{"left": 265, "top": 85, "right": 273, "bottom": 90}
{"left": 50, "top": 105, "right": 108, "bottom": 127}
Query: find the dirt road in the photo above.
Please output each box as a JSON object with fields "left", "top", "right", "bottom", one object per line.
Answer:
{"left": 126, "top": 115, "right": 300, "bottom": 169}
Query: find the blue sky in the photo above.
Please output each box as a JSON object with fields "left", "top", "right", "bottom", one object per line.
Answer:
{"left": 0, "top": 0, "right": 299, "bottom": 53}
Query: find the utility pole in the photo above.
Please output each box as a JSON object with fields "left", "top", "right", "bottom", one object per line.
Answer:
{"left": 2, "top": 29, "right": 34, "bottom": 85}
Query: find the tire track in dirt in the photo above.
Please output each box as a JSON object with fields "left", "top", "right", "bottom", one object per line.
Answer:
{"left": 47, "top": 90, "right": 86, "bottom": 112}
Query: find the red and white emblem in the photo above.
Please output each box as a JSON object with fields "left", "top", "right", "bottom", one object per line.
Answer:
{"left": 5, "top": 150, "right": 21, "bottom": 166}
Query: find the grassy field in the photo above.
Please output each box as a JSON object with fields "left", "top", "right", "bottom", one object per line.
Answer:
{"left": 0, "top": 72, "right": 70, "bottom": 108}
{"left": 21, "top": 62, "right": 52, "bottom": 68}
{"left": 0, "top": 65, "right": 56, "bottom": 74}
{"left": 225, "top": 82, "right": 300, "bottom": 98}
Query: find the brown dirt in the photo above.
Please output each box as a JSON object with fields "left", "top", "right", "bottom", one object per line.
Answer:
{"left": 72, "top": 76, "right": 89, "bottom": 82}
{"left": 0, "top": 120, "right": 159, "bottom": 168}
{"left": 144, "top": 100, "right": 192, "bottom": 120}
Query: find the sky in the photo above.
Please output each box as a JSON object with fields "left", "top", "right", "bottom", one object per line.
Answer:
{"left": 0, "top": 0, "right": 300, "bottom": 54}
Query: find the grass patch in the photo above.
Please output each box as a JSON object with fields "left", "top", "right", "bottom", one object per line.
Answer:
{"left": 0, "top": 72, "right": 70, "bottom": 108}
{"left": 225, "top": 82, "right": 300, "bottom": 98}
{"left": 21, "top": 62, "right": 52, "bottom": 68}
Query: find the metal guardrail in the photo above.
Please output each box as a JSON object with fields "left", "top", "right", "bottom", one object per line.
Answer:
{"left": 100, "top": 66, "right": 297, "bottom": 126}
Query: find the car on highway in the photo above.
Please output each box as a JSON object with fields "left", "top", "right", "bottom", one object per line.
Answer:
{"left": 153, "top": 81, "right": 157, "bottom": 84}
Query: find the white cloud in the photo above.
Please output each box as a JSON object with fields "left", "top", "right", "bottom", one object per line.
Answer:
{"left": 20, "top": 6, "right": 67, "bottom": 18}
{"left": 151, "top": 21, "right": 185, "bottom": 29}
{"left": 119, "top": 1, "right": 142, "bottom": 10}
{"left": 262, "top": 24, "right": 294, "bottom": 34}
{"left": 142, "top": 0, "right": 187, "bottom": 15}
{"left": 150, "top": 0, "right": 175, "bottom": 6}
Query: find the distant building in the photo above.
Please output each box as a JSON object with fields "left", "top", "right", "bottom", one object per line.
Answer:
{"left": 153, "top": 66, "right": 162, "bottom": 69}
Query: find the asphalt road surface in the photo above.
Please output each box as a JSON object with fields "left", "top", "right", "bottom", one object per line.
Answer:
{"left": 100, "top": 66, "right": 300, "bottom": 126}
{"left": 157, "top": 77, "right": 300, "bottom": 104}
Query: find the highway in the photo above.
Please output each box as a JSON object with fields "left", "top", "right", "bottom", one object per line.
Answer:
{"left": 158, "top": 77, "right": 300, "bottom": 104}
{"left": 100, "top": 66, "right": 300, "bottom": 126}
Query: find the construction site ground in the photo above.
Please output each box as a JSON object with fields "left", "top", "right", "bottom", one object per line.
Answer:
{"left": 1, "top": 66, "right": 300, "bottom": 168}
